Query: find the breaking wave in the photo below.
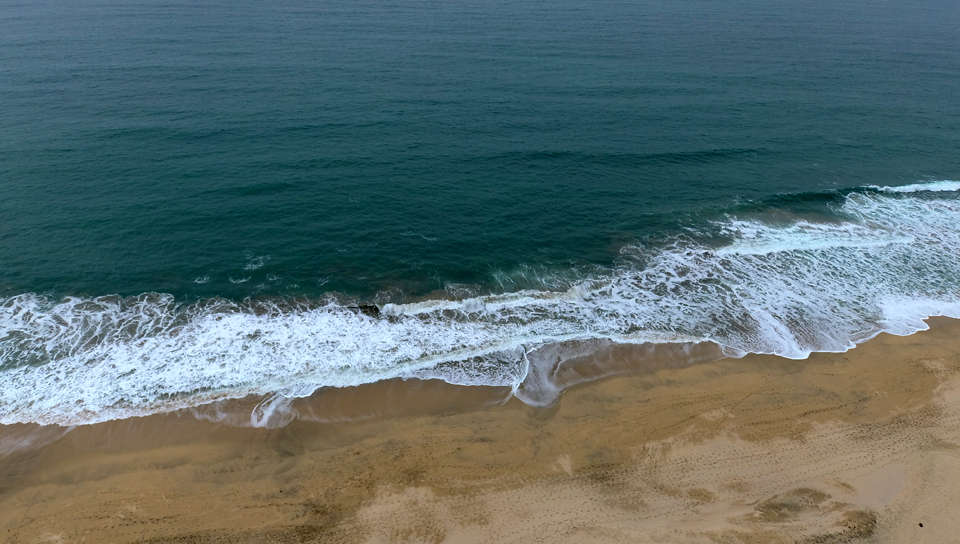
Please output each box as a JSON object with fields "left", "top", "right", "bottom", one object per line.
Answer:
{"left": 2, "top": 181, "right": 960, "bottom": 426}
{"left": 868, "top": 179, "right": 960, "bottom": 193}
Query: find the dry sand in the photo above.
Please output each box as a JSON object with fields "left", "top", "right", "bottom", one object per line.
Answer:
{"left": 4, "top": 318, "right": 960, "bottom": 543}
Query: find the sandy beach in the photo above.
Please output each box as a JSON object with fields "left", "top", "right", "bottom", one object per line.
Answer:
{"left": 3, "top": 317, "right": 960, "bottom": 543}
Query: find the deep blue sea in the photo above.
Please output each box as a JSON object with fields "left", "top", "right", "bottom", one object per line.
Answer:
{"left": 2, "top": 0, "right": 960, "bottom": 425}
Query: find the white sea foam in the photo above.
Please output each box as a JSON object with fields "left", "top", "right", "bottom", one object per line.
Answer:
{"left": 715, "top": 219, "right": 911, "bottom": 255}
{"left": 2, "top": 189, "right": 960, "bottom": 426}
{"left": 868, "top": 179, "right": 960, "bottom": 193}
{"left": 243, "top": 253, "right": 268, "bottom": 270}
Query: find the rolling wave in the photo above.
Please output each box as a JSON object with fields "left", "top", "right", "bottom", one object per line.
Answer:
{"left": 2, "top": 181, "right": 960, "bottom": 426}
{"left": 868, "top": 180, "right": 960, "bottom": 193}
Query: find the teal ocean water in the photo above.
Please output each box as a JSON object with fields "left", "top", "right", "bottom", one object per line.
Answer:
{"left": 2, "top": 0, "right": 959, "bottom": 425}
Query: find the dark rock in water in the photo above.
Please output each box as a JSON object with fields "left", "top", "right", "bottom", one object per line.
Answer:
{"left": 348, "top": 304, "right": 381, "bottom": 318}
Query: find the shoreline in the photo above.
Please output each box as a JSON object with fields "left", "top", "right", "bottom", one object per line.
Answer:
{"left": 2, "top": 318, "right": 960, "bottom": 542}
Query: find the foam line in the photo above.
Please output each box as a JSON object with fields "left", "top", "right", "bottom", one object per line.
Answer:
{"left": 868, "top": 180, "right": 960, "bottom": 193}
{"left": 2, "top": 188, "right": 960, "bottom": 425}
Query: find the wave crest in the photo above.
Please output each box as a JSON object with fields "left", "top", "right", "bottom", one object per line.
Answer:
{"left": 2, "top": 188, "right": 960, "bottom": 425}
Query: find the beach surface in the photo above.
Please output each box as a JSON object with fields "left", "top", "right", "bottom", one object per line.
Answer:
{"left": 3, "top": 318, "right": 960, "bottom": 543}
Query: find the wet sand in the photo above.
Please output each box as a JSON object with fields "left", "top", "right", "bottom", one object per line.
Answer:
{"left": 3, "top": 318, "right": 960, "bottom": 543}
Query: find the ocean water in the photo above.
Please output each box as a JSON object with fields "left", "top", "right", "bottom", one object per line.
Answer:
{"left": 2, "top": 0, "right": 959, "bottom": 426}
